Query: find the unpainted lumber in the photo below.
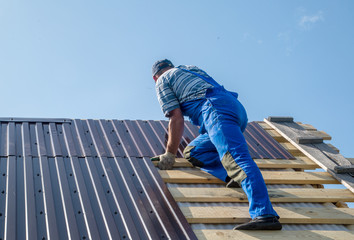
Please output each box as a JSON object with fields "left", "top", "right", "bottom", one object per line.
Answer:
{"left": 297, "top": 156, "right": 319, "bottom": 165}
{"left": 297, "top": 123, "right": 317, "bottom": 131}
{"left": 327, "top": 143, "right": 340, "bottom": 153}
{"left": 157, "top": 157, "right": 319, "bottom": 169}
{"left": 312, "top": 130, "right": 332, "bottom": 140}
{"left": 159, "top": 169, "right": 339, "bottom": 184}
{"left": 169, "top": 187, "right": 354, "bottom": 203}
{"left": 280, "top": 142, "right": 302, "bottom": 155}
{"left": 264, "top": 119, "right": 354, "bottom": 194}
{"left": 194, "top": 229, "right": 354, "bottom": 240}
{"left": 266, "top": 129, "right": 287, "bottom": 142}
{"left": 181, "top": 206, "right": 354, "bottom": 224}
{"left": 257, "top": 122, "right": 273, "bottom": 130}
{"left": 269, "top": 128, "right": 331, "bottom": 143}
{"left": 254, "top": 158, "right": 317, "bottom": 169}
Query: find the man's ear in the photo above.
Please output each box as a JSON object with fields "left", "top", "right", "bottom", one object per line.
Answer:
{"left": 153, "top": 75, "right": 158, "bottom": 82}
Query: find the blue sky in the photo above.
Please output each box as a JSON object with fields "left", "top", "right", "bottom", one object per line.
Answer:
{"left": 0, "top": 1, "right": 353, "bottom": 159}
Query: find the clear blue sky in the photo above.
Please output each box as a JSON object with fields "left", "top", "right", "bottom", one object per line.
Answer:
{"left": 0, "top": 1, "right": 353, "bottom": 158}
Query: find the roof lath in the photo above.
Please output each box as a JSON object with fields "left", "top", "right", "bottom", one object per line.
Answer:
{"left": 265, "top": 116, "right": 354, "bottom": 194}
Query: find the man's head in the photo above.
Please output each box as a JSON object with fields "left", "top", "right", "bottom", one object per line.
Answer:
{"left": 152, "top": 59, "right": 174, "bottom": 81}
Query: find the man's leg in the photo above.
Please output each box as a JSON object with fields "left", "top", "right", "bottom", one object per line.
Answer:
{"left": 183, "top": 133, "right": 229, "bottom": 182}
{"left": 202, "top": 95, "right": 280, "bottom": 230}
{"left": 207, "top": 120, "right": 277, "bottom": 217}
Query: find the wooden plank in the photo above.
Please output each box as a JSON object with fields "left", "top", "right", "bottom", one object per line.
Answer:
{"left": 194, "top": 230, "right": 354, "bottom": 240}
{"left": 297, "top": 156, "right": 319, "bottom": 165}
{"left": 159, "top": 169, "right": 339, "bottom": 185}
{"left": 297, "top": 123, "right": 317, "bottom": 131}
{"left": 153, "top": 158, "right": 193, "bottom": 168}
{"left": 159, "top": 169, "right": 224, "bottom": 184}
{"left": 254, "top": 158, "right": 317, "bottom": 169}
{"left": 312, "top": 130, "right": 332, "bottom": 140}
{"left": 267, "top": 129, "right": 330, "bottom": 142}
{"left": 280, "top": 142, "right": 302, "bottom": 155}
{"left": 153, "top": 158, "right": 318, "bottom": 169}
{"left": 264, "top": 119, "right": 354, "bottom": 194}
{"left": 257, "top": 122, "right": 273, "bottom": 130}
{"left": 327, "top": 143, "right": 340, "bottom": 153}
{"left": 181, "top": 206, "right": 354, "bottom": 224}
{"left": 169, "top": 187, "right": 354, "bottom": 203}
{"left": 265, "top": 129, "right": 287, "bottom": 142}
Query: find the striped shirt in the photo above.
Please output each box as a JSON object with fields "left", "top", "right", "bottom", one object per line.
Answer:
{"left": 155, "top": 65, "right": 214, "bottom": 117}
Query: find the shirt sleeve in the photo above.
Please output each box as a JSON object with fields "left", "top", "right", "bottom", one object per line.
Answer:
{"left": 155, "top": 77, "right": 180, "bottom": 117}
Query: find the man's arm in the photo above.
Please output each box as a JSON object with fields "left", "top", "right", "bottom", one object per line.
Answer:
{"left": 166, "top": 108, "right": 184, "bottom": 155}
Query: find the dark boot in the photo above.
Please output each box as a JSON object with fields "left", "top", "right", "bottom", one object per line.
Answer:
{"left": 233, "top": 216, "right": 282, "bottom": 230}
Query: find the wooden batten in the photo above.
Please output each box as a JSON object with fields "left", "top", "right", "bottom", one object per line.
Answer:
{"left": 297, "top": 123, "right": 317, "bottom": 131}
{"left": 159, "top": 169, "right": 339, "bottom": 185}
{"left": 280, "top": 142, "right": 303, "bottom": 155}
{"left": 169, "top": 187, "right": 354, "bottom": 203}
{"left": 194, "top": 230, "right": 354, "bottom": 240}
{"left": 181, "top": 206, "right": 354, "bottom": 224}
{"left": 264, "top": 118, "right": 354, "bottom": 194}
{"left": 153, "top": 158, "right": 318, "bottom": 169}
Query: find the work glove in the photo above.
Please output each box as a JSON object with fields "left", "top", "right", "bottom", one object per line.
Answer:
{"left": 151, "top": 152, "right": 176, "bottom": 170}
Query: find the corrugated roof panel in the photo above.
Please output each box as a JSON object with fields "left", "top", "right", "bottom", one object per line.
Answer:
{"left": 73, "top": 119, "right": 95, "bottom": 157}
{"left": 244, "top": 122, "right": 295, "bottom": 159}
{"left": 135, "top": 120, "right": 165, "bottom": 157}
{"left": 0, "top": 155, "right": 197, "bottom": 239}
{"left": 0, "top": 119, "right": 292, "bottom": 160}
{"left": 0, "top": 119, "right": 197, "bottom": 240}
{"left": 121, "top": 120, "right": 148, "bottom": 157}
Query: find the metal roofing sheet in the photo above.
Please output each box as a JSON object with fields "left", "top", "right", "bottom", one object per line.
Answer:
{"left": 0, "top": 155, "right": 197, "bottom": 239}
{"left": 0, "top": 117, "right": 295, "bottom": 239}
{"left": 0, "top": 119, "right": 294, "bottom": 160}
{"left": 244, "top": 122, "right": 295, "bottom": 159}
{"left": 0, "top": 118, "right": 197, "bottom": 240}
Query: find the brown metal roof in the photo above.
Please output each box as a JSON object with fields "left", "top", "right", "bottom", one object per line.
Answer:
{"left": 0, "top": 118, "right": 196, "bottom": 240}
{"left": 0, "top": 119, "right": 293, "bottom": 159}
{"left": 244, "top": 122, "right": 295, "bottom": 159}
{"left": 0, "top": 118, "right": 293, "bottom": 239}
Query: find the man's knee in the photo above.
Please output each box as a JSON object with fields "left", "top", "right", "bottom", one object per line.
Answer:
{"left": 221, "top": 151, "right": 247, "bottom": 186}
{"left": 183, "top": 145, "right": 204, "bottom": 167}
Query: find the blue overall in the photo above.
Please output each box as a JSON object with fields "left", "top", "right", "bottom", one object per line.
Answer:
{"left": 178, "top": 67, "right": 278, "bottom": 219}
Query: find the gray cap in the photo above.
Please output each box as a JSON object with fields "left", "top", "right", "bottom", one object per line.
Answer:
{"left": 152, "top": 59, "right": 174, "bottom": 76}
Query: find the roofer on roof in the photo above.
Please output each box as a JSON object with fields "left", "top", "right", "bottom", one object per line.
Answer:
{"left": 151, "top": 59, "right": 282, "bottom": 230}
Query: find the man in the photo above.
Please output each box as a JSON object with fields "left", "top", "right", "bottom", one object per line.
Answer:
{"left": 151, "top": 59, "right": 281, "bottom": 230}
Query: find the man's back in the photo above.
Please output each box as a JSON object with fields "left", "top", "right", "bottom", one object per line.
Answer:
{"left": 155, "top": 65, "right": 213, "bottom": 116}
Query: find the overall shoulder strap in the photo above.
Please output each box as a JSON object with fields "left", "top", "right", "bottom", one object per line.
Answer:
{"left": 176, "top": 66, "right": 221, "bottom": 88}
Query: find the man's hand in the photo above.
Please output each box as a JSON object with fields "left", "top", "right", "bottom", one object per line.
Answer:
{"left": 151, "top": 152, "right": 176, "bottom": 170}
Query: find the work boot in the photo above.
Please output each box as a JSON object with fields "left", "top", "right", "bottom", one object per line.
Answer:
{"left": 233, "top": 216, "right": 282, "bottom": 230}
{"left": 226, "top": 179, "right": 240, "bottom": 188}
